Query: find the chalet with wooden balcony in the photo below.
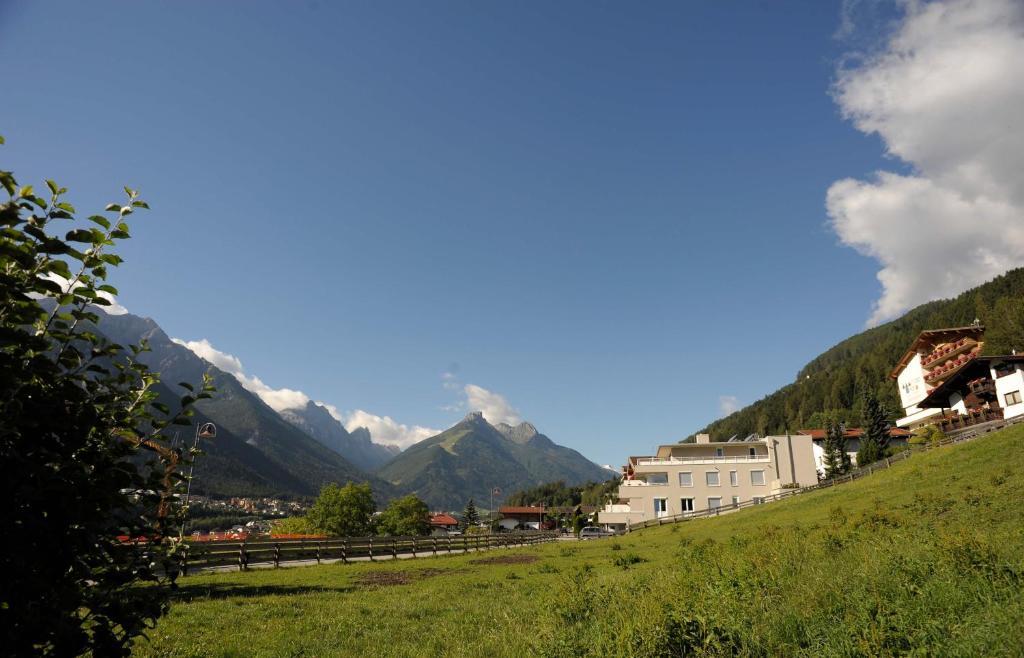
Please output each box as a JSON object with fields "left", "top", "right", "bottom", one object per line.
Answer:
{"left": 890, "top": 324, "right": 1024, "bottom": 432}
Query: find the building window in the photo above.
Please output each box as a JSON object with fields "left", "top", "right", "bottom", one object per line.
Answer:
{"left": 715, "top": 447, "right": 724, "bottom": 457}
{"left": 679, "top": 472, "right": 693, "bottom": 487}
{"left": 680, "top": 498, "right": 694, "bottom": 512}
{"left": 731, "top": 496, "right": 740, "bottom": 507}
{"left": 729, "top": 470, "right": 738, "bottom": 486}
{"left": 750, "top": 470, "right": 766, "bottom": 486}
{"left": 708, "top": 497, "right": 722, "bottom": 510}
{"left": 1006, "top": 390, "right": 1022, "bottom": 406}
{"left": 753, "top": 497, "right": 765, "bottom": 504}
{"left": 654, "top": 498, "right": 667, "bottom": 518}
{"left": 749, "top": 447, "right": 757, "bottom": 457}
{"left": 647, "top": 472, "right": 668, "bottom": 485}
{"left": 706, "top": 471, "right": 720, "bottom": 486}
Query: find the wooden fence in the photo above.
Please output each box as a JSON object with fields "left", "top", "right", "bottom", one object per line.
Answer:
{"left": 627, "top": 416, "right": 1022, "bottom": 532}
{"left": 178, "top": 531, "right": 559, "bottom": 574}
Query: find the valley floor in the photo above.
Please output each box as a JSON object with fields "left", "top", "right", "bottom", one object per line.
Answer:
{"left": 135, "top": 425, "right": 1024, "bottom": 657}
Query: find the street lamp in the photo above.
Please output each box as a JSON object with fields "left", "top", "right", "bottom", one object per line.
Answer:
{"left": 180, "top": 422, "right": 216, "bottom": 538}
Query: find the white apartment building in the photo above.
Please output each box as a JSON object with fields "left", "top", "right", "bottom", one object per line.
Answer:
{"left": 598, "top": 433, "right": 818, "bottom": 532}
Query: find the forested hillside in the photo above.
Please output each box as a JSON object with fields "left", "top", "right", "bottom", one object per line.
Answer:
{"left": 695, "top": 268, "right": 1024, "bottom": 439}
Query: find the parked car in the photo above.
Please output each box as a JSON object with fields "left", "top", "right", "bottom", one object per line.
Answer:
{"left": 578, "top": 526, "right": 614, "bottom": 540}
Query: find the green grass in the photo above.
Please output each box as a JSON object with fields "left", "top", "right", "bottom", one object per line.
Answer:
{"left": 136, "top": 425, "right": 1024, "bottom": 657}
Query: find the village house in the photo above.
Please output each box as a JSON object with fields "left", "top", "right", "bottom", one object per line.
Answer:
{"left": 890, "top": 324, "right": 1024, "bottom": 432}
{"left": 597, "top": 433, "right": 818, "bottom": 533}
{"left": 497, "top": 506, "right": 547, "bottom": 531}
{"left": 797, "top": 427, "right": 911, "bottom": 475}
{"left": 429, "top": 513, "right": 460, "bottom": 535}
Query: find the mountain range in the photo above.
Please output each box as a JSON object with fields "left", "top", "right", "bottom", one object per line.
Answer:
{"left": 89, "top": 309, "right": 611, "bottom": 508}
{"left": 376, "top": 412, "right": 612, "bottom": 510}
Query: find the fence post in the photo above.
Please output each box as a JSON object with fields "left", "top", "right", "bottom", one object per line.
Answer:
{"left": 411, "top": 537, "right": 417, "bottom": 558}
{"left": 432, "top": 536, "right": 438, "bottom": 556}
{"left": 368, "top": 537, "right": 374, "bottom": 562}
{"left": 447, "top": 536, "right": 452, "bottom": 554}
{"left": 341, "top": 539, "right": 348, "bottom": 565}
{"left": 316, "top": 541, "right": 321, "bottom": 565}
{"left": 273, "top": 542, "right": 281, "bottom": 568}
{"left": 391, "top": 538, "right": 398, "bottom": 560}
{"left": 238, "top": 544, "right": 248, "bottom": 572}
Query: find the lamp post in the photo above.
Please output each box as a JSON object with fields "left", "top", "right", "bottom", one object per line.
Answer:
{"left": 180, "top": 422, "right": 216, "bottom": 539}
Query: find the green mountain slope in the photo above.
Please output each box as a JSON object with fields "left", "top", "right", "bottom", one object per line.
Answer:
{"left": 695, "top": 267, "right": 1024, "bottom": 439}
{"left": 376, "top": 412, "right": 610, "bottom": 510}
{"left": 93, "top": 310, "right": 392, "bottom": 499}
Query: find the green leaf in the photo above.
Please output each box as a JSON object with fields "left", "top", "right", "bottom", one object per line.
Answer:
{"left": 132, "top": 200, "right": 150, "bottom": 209}
{"left": 65, "top": 229, "right": 95, "bottom": 243}
{"left": 104, "top": 203, "right": 121, "bottom": 212}
{"left": 46, "top": 180, "right": 59, "bottom": 195}
{"left": 88, "top": 215, "right": 111, "bottom": 229}
{"left": 97, "top": 284, "right": 119, "bottom": 295}
{"left": 0, "top": 135, "right": 4, "bottom": 144}
{"left": 55, "top": 202, "right": 75, "bottom": 214}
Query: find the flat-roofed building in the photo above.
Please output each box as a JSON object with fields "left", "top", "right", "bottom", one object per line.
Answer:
{"left": 598, "top": 433, "right": 818, "bottom": 532}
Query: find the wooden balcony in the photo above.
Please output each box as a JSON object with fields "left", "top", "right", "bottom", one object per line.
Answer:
{"left": 938, "top": 408, "right": 1004, "bottom": 433}
{"left": 921, "top": 338, "right": 978, "bottom": 370}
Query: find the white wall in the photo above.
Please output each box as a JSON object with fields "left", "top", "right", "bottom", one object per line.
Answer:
{"left": 897, "top": 355, "right": 928, "bottom": 413}
{"left": 995, "top": 369, "right": 1024, "bottom": 420}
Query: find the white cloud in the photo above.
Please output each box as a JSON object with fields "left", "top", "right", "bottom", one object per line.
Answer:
{"left": 718, "top": 395, "right": 741, "bottom": 417}
{"left": 464, "top": 384, "right": 523, "bottom": 426}
{"left": 171, "top": 338, "right": 437, "bottom": 448}
{"left": 827, "top": 0, "right": 1024, "bottom": 325}
{"left": 38, "top": 272, "right": 129, "bottom": 315}
{"left": 171, "top": 338, "right": 311, "bottom": 412}
{"left": 341, "top": 410, "right": 438, "bottom": 449}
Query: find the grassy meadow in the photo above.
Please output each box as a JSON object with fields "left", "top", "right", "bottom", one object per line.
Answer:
{"left": 136, "top": 425, "right": 1024, "bottom": 657}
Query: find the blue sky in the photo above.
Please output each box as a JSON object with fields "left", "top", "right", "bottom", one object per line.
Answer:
{"left": 3, "top": 1, "right": 1022, "bottom": 465}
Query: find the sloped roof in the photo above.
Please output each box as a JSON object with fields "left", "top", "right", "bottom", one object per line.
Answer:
{"left": 890, "top": 325, "right": 985, "bottom": 379}
{"left": 499, "top": 506, "right": 546, "bottom": 515}
{"left": 429, "top": 514, "right": 459, "bottom": 526}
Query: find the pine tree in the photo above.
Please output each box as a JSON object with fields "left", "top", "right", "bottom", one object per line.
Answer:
{"left": 862, "top": 391, "right": 892, "bottom": 451}
{"left": 823, "top": 421, "right": 844, "bottom": 478}
{"left": 857, "top": 391, "right": 890, "bottom": 467}
{"left": 461, "top": 499, "right": 479, "bottom": 530}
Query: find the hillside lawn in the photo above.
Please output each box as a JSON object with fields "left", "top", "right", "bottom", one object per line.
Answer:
{"left": 135, "top": 425, "right": 1024, "bottom": 657}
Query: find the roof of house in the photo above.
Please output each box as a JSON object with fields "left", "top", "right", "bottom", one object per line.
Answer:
{"left": 889, "top": 325, "right": 985, "bottom": 379}
{"left": 429, "top": 514, "right": 459, "bottom": 526}
{"left": 798, "top": 427, "right": 912, "bottom": 440}
{"left": 498, "top": 506, "right": 547, "bottom": 515}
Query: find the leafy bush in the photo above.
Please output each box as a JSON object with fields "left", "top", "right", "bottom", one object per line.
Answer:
{"left": 0, "top": 137, "right": 211, "bottom": 655}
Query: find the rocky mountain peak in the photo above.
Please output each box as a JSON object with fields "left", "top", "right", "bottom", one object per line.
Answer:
{"left": 495, "top": 421, "right": 540, "bottom": 444}
{"left": 463, "top": 411, "right": 486, "bottom": 424}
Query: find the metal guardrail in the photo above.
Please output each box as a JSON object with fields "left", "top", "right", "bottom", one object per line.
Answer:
{"left": 627, "top": 416, "right": 1022, "bottom": 532}
{"left": 176, "top": 531, "right": 559, "bottom": 574}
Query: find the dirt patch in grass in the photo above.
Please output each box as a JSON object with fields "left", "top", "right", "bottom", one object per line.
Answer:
{"left": 354, "top": 568, "right": 456, "bottom": 588}
{"left": 469, "top": 554, "right": 540, "bottom": 565}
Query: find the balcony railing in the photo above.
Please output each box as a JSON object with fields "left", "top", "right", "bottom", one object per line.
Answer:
{"left": 921, "top": 338, "right": 976, "bottom": 370}
{"left": 634, "top": 455, "right": 770, "bottom": 466}
{"left": 938, "top": 408, "right": 1004, "bottom": 432}
{"left": 924, "top": 350, "right": 977, "bottom": 383}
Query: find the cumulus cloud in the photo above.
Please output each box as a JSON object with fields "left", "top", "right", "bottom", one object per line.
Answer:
{"left": 827, "top": 0, "right": 1024, "bottom": 325}
{"left": 718, "top": 395, "right": 741, "bottom": 417}
{"left": 171, "top": 337, "right": 311, "bottom": 411}
{"left": 38, "top": 272, "right": 129, "bottom": 315}
{"left": 464, "top": 384, "right": 523, "bottom": 426}
{"left": 171, "top": 338, "right": 437, "bottom": 448}
{"left": 341, "top": 410, "right": 438, "bottom": 449}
